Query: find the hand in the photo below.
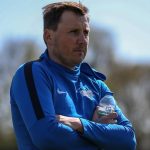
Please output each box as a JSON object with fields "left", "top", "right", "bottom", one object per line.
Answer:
{"left": 56, "top": 115, "right": 83, "bottom": 133}
{"left": 92, "top": 106, "right": 118, "bottom": 124}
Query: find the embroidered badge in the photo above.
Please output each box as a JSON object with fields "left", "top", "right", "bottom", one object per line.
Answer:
{"left": 80, "top": 89, "right": 94, "bottom": 100}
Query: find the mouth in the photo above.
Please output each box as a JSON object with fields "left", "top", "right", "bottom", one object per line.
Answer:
{"left": 73, "top": 50, "right": 85, "bottom": 55}
{"left": 74, "top": 50, "right": 84, "bottom": 52}
{"left": 74, "top": 48, "right": 85, "bottom": 53}
{"left": 73, "top": 47, "right": 86, "bottom": 57}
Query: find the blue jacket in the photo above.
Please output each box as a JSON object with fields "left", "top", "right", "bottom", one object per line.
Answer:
{"left": 10, "top": 50, "right": 136, "bottom": 150}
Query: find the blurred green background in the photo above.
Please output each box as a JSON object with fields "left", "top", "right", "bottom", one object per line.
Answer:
{"left": 0, "top": 0, "right": 150, "bottom": 149}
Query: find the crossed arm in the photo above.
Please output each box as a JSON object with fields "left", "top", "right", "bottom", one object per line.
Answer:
{"left": 57, "top": 105, "right": 136, "bottom": 150}
{"left": 57, "top": 106, "right": 118, "bottom": 133}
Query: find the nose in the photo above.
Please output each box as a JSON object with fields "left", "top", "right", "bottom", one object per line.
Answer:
{"left": 77, "top": 32, "right": 88, "bottom": 45}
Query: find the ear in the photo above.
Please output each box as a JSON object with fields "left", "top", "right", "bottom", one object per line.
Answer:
{"left": 43, "top": 29, "right": 54, "bottom": 45}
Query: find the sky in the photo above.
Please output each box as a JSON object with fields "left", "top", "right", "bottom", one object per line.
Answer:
{"left": 0, "top": 0, "right": 150, "bottom": 64}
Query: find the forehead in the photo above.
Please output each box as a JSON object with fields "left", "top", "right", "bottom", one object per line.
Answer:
{"left": 58, "top": 11, "right": 90, "bottom": 29}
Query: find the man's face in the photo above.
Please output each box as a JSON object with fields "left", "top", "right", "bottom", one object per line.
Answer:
{"left": 47, "top": 11, "right": 90, "bottom": 69}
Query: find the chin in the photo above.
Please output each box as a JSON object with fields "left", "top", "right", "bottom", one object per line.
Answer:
{"left": 74, "top": 59, "right": 84, "bottom": 65}
{"left": 71, "top": 55, "right": 85, "bottom": 65}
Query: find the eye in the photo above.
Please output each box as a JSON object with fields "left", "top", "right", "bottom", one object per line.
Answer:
{"left": 84, "top": 30, "right": 89, "bottom": 36}
{"left": 84, "top": 31, "right": 89, "bottom": 36}
{"left": 70, "top": 29, "right": 79, "bottom": 35}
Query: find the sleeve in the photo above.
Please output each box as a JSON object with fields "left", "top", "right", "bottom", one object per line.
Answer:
{"left": 79, "top": 81, "right": 136, "bottom": 150}
{"left": 11, "top": 62, "right": 97, "bottom": 150}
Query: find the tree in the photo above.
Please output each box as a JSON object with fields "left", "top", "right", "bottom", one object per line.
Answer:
{"left": 0, "top": 39, "right": 41, "bottom": 149}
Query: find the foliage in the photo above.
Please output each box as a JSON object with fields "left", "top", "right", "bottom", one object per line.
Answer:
{"left": 0, "top": 27, "right": 150, "bottom": 149}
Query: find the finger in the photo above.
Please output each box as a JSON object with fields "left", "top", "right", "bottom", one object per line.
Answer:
{"left": 56, "top": 115, "right": 64, "bottom": 121}
{"left": 97, "top": 118, "right": 117, "bottom": 124}
{"left": 105, "top": 119, "right": 117, "bottom": 124}
{"left": 103, "top": 112, "right": 118, "bottom": 119}
{"left": 56, "top": 115, "right": 60, "bottom": 121}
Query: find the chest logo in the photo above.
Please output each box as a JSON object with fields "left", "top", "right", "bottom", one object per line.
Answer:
{"left": 80, "top": 89, "right": 94, "bottom": 100}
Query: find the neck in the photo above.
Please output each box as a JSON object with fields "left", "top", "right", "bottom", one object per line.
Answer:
{"left": 47, "top": 49, "right": 76, "bottom": 70}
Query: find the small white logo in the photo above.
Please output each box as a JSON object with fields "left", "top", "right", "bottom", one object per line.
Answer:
{"left": 57, "top": 88, "right": 67, "bottom": 94}
{"left": 80, "top": 89, "right": 94, "bottom": 100}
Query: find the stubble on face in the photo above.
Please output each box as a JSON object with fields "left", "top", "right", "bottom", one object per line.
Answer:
{"left": 48, "top": 11, "right": 90, "bottom": 69}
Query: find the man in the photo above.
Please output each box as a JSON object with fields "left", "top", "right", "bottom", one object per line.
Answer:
{"left": 10, "top": 1, "right": 136, "bottom": 150}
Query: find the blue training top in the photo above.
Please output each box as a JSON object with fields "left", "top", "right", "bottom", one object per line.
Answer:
{"left": 10, "top": 50, "right": 136, "bottom": 150}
